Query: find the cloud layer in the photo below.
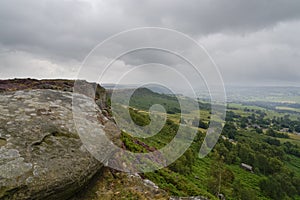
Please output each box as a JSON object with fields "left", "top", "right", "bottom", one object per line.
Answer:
{"left": 0, "top": 0, "right": 300, "bottom": 87}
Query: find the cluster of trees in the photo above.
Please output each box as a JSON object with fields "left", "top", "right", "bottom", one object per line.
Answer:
{"left": 271, "top": 115, "right": 300, "bottom": 132}
{"left": 207, "top": 153, "right": 235, "bottom": 197}
{"left": 227, "top": 109, "right": 270, "bottom": 130}
{"left": 225, "top": 110, "right": 241, "bottom": 122}
{"left": 221, "top": 122, "right": 237, "bottom": 139}
{"left": 192, "top": 118, "right": 209, "bottom": 129}
{"left": 166, "top": 108, "right": 300, "bottom": 199}
{"left": 214, "top": 140, "right": 300, "bottom": 199}
{"left": 260, "top": 172, "right": 300, "bottom": 200}
{"left": 221, "top": 108, "right": 300, "bottom": 199}
{"left": 266, "top": 128, "right": 289, "bottom": 138}
{"left": 215, "top": 120, "right": 300, "bottom": 199}
{"left": 169, "top": 149, "right": 195, "bottom": 175}
{"left": 232, "top": 180, "right": 257, "bottom": 200}
{"left": 215, "top": 138, "right": 284, "bottom": 175}
{"left": 264, "top": 137, "right": 281, "bottom": 146}
{"left": 233, "top": 106, "right": 300, "bottom": 133}
{"left": 121, "top": 100, "right": 300, "bottom": 199}
{"left": 169, "top": 129, "right": 205, "bottom": 175}
{"left": 283, "top": 141, "right": 300, "bottom": 157}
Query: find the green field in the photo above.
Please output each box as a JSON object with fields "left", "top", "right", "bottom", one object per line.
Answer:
{"left": 276, "top": 106, "right": 300, "bottom": 113}
{"left": 115, "top": 88, "right": 300, "bottom": 199}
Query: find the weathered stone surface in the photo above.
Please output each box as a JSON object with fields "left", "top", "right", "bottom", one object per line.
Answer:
{"left": 0, "top": 80, "right": 173, "bottom": 200}
{"left": 0, "top": 89, "right": 107, "bottom": 200}
{"left": 71, "top": 167, "right": 169, "bottom": 200}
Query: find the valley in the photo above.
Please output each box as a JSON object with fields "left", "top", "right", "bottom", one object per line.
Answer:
{"left": 112, "top": 86, "right": 300, "bottom": 200}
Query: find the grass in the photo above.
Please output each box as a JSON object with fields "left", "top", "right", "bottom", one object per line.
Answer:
{"left": 228, "top": 102, "right": 300, "bottom": 120}
{"left": 276, "top": 106, "right": 300, "bottom": 113}
{"left": 285, "top": 155, "right": 300, "bottom": 175}
{"left": 145, "top": 168, "right": 217, "bottom": 199}
{"left": 278, "top": 133, "right": 300, "bottom": 146}
{"left": 116, "top": 88, "right": 300, "bottom": 199}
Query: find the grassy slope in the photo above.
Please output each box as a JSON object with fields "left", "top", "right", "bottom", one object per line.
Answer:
{"left": 118, "top": 88, "right": 300, "bottom": 199}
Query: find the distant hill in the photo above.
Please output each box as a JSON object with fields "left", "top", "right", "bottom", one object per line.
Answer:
{"left": 102, "top": 83, "right": 174, "bottom": 94}
{"left": 110, "top": 87, "right": 211, "bottom": 114}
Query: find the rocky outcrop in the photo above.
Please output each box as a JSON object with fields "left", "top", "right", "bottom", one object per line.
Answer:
{"left": 0, "top": 79, "right": 74, "bottom": 92}
{"left": 0, "top": 79, "right": 175, "bottom": 200}
{"left": 71, "top": 167, "right": 169, "bottom": 200}
{"left": 0, "top": 89, "right": 111, "bottom": 200}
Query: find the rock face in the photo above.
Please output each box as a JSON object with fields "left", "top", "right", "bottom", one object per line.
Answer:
{"left": 0, "top": 89, "right": 108, "bottom": 199}
{"left": 0, "top": 79, "right": 173, "bottom": 200}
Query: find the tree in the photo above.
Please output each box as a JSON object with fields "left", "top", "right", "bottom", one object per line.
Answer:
{"left": 192, "top": 117, "right": 208, "bottom": 129}
{"left": 222, "top": 123, "right": 237, "bottom": 139}
{"left": 260, "top": 172, "right": 298, "bottom": 199}
{"left": 225, "top": 151, "right": 238, "bottom": 165}
{"left": 198, "top": 120, "right": 209, "bottom": 129}
{"left": 207, "top": 153, "right": 234, "bottom": 197}
{"left": 259, "top": 177, "right": 285, "bottom": 200}
{"left": 266, "top": 128, "right": 289, "bottom": 138}
{"left": 240, "top": 117, "right": 248, "bottom": 128}
{"left": 266, "top": 158, "right": 283, "bottom": 175}
{"left": 255, "top": 153, "right": 268, "bottom": 175}
{"left": 237, "top": 144, "right": 255, "bottom": 165}
{"left": 255, "top": 127, "right": 263, "bottom": 134}
{"left": 264, "top": 137, "right": 280, "bottom": 146}
{"left": 295, "top": 124, "right": 300, "bottom": 132}
{"left": 233, "top": 180, "right": 257, "bottom": 200}
{"left": 169, "top": 149, "right": 195, "bottom": 175}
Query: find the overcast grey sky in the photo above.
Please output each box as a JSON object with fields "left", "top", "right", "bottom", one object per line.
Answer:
{"left": 0, "top": 0, "right": 300, "bottom": 87}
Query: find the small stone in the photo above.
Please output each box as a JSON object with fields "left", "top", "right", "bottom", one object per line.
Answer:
{"left": 26, "top": 176, "right": 34, "bottom": 184}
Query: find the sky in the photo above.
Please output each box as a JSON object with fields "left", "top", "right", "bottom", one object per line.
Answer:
{"left": 0, "top": 0, "right": 300, "bottom": 88}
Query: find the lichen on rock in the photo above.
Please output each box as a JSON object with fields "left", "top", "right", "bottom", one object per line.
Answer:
{"left": 0, "top": 89, "right": 110, "bottom": 200}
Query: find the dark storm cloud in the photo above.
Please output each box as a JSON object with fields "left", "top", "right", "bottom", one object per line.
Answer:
{"left": 1, "top": 0, "right": 299, "bottom": 59}
{"left": 200, "top": 21, "right": 300, "bottom": 85}
{"left": 0, "top": 0, "right": 130, "bottom": 61}
{"left": 0, "top": 0, "right": 299, "bottom": 86}
{"left": 115, "top": 0, "right": 300, "bottom": 34}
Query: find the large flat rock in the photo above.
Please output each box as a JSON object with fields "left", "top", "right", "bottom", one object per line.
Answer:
{"left": 0, "top": 89, "right": 106, "bottom": 200}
